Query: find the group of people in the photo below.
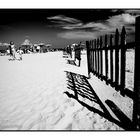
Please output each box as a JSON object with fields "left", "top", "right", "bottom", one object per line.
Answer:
{"left": 8, "top": 41, "right": 23, "bottom": 61}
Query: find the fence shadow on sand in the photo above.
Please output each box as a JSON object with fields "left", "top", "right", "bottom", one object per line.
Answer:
{"left": 67, "top": 59, "right": 76, "bottom": 66}
{"left": 64, "top": 71, "right": 134, "bottom": 130}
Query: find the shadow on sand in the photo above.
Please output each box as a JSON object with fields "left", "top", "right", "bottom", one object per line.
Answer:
{"left": 64, "top": 71, "right": 134, "bottom": 130}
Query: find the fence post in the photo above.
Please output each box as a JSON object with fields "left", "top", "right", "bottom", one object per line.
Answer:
{"left": 120, "top": 26, "right": 126, "bottom": 96}
{"left": 100, "top": 36, "right": 103, "bottom": 80}
{"left": 133, "top": 16, "right": 140, "bottom": 130}
{"left": 74, "top": 46, "right": 76, "bottom": 61}
{"left": 89, "top": 41, "right": 92, "bottom": 73}
{"left": 69, "top": 45, "right": 72, "bottom": 58}
{"left": 90, "top": 40, "right": 93, "bottom": 72}
{"left": 110, "top": 34, "right": 114, "bottom": 86}
{"left": 93, "top": 39, "right": 96, "bottom": 74}
{"left": 115, "top": 29, "right": 119, "bottom": 90}
{"left": 78, "top": 44, "right": 81, "bottom": 67}
{"left": 96, "top": 39, "right": 98, "bottom": 77}
{"left": 91, "top": 40, "right": 94, "bottom": 73}
{"left": 86, "top": 41, "right": 91, "bottom": 78}
{"left": 95, "top": 39, "right": 97, "bottom": 75}
{"left": 105, "top": 35, "right": 108, "bottom": 84}
{"left": 97, "top": 38, "right": 100, "bottom": 78}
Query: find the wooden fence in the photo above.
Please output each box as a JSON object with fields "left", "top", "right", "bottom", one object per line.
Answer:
{"left": 86, "top": 16, "right": 140, "bottom": 130}
{"left": 86, "top": 26, "right": 134, "bottom": 95}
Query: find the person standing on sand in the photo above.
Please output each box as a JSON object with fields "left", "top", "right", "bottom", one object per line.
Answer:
{"left": 9, "top": 43, "right": 13, "bottom": 58}
{"left": 10, "top": 41, "right": 16, "bottom": 60}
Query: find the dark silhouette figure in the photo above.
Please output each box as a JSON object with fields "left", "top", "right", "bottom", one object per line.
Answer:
{"left": 8, "top": 41, "right": 16, "bottom": 60}
{"left": 9, "top": 43, "right": 13, "bottom": 56}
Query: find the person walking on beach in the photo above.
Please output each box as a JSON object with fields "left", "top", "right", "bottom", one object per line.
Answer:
{"left": 10, "top": 41, "right": 16, "bottom": 60}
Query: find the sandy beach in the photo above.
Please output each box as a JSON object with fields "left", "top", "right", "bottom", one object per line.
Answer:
{"left": 0, "top": 51, "right": 133, "bottom": 130}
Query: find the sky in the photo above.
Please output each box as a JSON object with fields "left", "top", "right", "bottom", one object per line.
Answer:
{"left": 0, "top": 9, "right": 140, "bottom": 48}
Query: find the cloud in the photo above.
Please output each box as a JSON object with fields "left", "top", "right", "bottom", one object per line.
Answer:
{"left": 47, "top": 15, "right": 83, "bottom": 30}
{"left": 48, "top": 13, "right": 135, "bottom": 40}
{"left": 61, "top": 23, "right": 83, "bottom": 29}
{"left": 47, "top": 15, "right": 107, "bottom": 31}
{"left": 47, "top": 15, "right": 81, "bottom": 24}
{"left": 62, "top": 22, "right": 108, "bottom": 31}
{"left": 107, "top": 13, "right": 135, "bottom": 27}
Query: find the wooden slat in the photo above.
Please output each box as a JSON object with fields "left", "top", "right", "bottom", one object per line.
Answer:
{"left": 105, "top": 35, "right": 108, "bottom": 84}
{"left": 74, "top": 43, "right": 81, "bottom": 67}
{"left": 91, "top": 40, "right": 94, "bottom": 73}
{"left": 115, "top": 29, "right": 119, "bottom": 90}
{"left": 120, "top": 26, "right": 126, "bottom": 96}
{"left": 110, "top": 34, "right": 114, "bottom": 86}
{"left": 93, "top": 40, "right": 96, "bottom": 74}
{"left": 95, "top": 39, "right": 97, "bottom": 75}
{"left": 100, "top": 36, "right": 103, "bottom": 80}
{"left": 86, "top": 41, "right": 90, "bottom": 77}
{"left": 96, "top": 39, "right": 98, "bottom": 76}
{"left": 97, "top": 38, "right": 100, "bottom": 77}
{"left": 90, "top": 40, "right": 93, "bottom": 71}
